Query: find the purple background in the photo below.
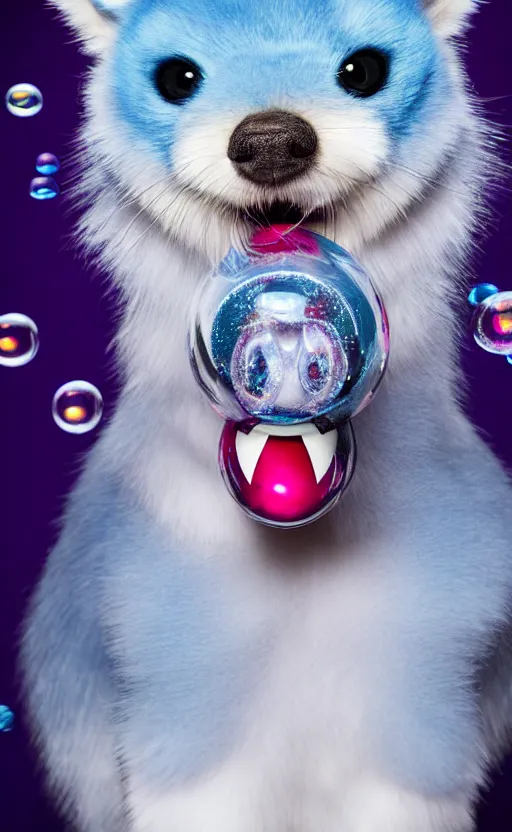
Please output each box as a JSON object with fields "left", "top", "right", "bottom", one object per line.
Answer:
{"left": 1, "top": 0, "right": 512, "bottom": 828}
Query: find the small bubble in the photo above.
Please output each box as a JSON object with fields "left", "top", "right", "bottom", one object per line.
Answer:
{"left": 36, "top": 153, "right": 60, "bottom": 176}
{"left": 473, "top": 291, "right": 512, "bottom": 355}
{"left": 0, "top": 313, "right": 39, "bottom": 367}
{"left": 52, "top": 381, "right": 104, "bottom": 434}
{"left": 5, "top": 83, "right": 43, "bottom": 117}
{"left": 468, "top": 283, "right": 499, "bottom": 307}
{"left": 29, "top": 176, "right": 60, "bottom": 201}
{"left": 0, "top": 705, "right": 14, "bottom": 733}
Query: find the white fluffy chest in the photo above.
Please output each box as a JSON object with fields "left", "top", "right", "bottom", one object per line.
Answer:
{"left": 112, "top": 536, "right": 393, "bottom": 831}
{"left": 120, "top": 547, "right": 478, "bottom": 832}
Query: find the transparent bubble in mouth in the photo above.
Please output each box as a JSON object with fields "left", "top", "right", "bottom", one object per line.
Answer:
{"left": 190, "top": 230, "right": 388, "bottom": 426}
{"left": 52, "top": 381, "right": 104, "bottom": 434}
{"left": 190, "top": 226, "right": 388, "bottom": 527}
{"left": 0, "top": 313, "right": 39, "bottom": 367}
{"left": 5, "top": 83, "right": 43, "bottom": 117}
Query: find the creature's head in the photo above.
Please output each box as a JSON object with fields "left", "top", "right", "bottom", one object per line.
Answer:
{"left": 53, "top": 0, "right": 481, "bottom": 263}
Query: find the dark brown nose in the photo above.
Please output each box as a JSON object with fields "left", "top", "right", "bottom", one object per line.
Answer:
{"left": 227, "top": 110, "right": 318, "bottom": 186}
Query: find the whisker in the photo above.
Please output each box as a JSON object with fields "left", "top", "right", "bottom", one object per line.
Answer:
{"left": 113, "top": 181, "right": 173, "bottom": 249}
{"left": 115, "top": 167, "right": 232, "bottom": 266}
{"left": 323, "top": 163, "right": 409, "bottom": 219}
{"left": 85, "top": 178, "right": 171, "bottom": 242}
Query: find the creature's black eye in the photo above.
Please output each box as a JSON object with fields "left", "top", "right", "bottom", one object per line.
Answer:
{"left": 156, "top": 58, "right": 203, "bottom": 104}
{"left": 337, "top": 49, "right": 388, "bottom": 98}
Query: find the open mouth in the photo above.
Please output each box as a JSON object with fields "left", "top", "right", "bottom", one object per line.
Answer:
{"left": 242, "top": 201, "right": 331, "bottom": 229}
{"left": 219, "top": 419, "right": 352, "bottom": 527}
{"left": 236, "top": 422, "right": 339, "bottom": 486}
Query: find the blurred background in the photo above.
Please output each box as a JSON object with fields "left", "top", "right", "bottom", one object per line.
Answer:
{"left": 1, "top": 0, "right": 511, "bottom": 828}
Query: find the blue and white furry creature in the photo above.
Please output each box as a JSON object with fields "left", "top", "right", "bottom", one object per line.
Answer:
{"left": 20, "top": 0, "right": 512, "bottom": 829}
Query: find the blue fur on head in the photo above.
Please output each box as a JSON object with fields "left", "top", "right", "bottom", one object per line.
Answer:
{"left": 110, "top": 0, "right": 445, "bottom": 166}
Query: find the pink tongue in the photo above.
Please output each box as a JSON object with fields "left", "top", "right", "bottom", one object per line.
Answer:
{"left": 251, "top": 225, "right": 321, "bottom": 256}
{"left": 250, "top": 435, "right": 328, "bottom": 522}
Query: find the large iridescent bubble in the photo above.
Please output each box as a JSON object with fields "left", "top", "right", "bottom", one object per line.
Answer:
{"left": 189, "top": 228, "right": 388, "bottom": 427}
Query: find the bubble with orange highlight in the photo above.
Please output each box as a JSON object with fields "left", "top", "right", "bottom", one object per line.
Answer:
{"left": 472, "top": 291, "right": 512, "bottom": 356}
{"left": 0, "top": 313, "right": 39, "bottom": 367}
{"left": 5, "top": 83, "right": 43, "bottom": 117}
{"left": 52, "top": 381, "right": 103, "bottom": 434}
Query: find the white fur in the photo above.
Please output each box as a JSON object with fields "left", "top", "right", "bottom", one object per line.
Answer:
{"left": 20, "top": 2, "right": 512, "bottom": 832}
{"left": 338, "top": 779, "right": 474, "bottom": 832}
{"left": 172, "top": 104, "right": 389, "bottom": 214}
{"left": 102, "top": 533, "right": 498, "bottom": 832}
{"left": 424, "top": 0, "right": 480, "bottom": 38}
{"left": 130, "top": 774, "right": 473, "bottom": 832}
{"left": 47, "top": 0, "right": 126, "bottom": 53}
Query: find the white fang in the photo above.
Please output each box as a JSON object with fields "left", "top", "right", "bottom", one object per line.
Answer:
{"left": 235, "top": 428, "right": 269, "bottom": 484}
{"left": 302, "top": 428, "right": 337, "bottom": 483}
{"left": 235, "top": 422, "right": 337, "bottom": 485}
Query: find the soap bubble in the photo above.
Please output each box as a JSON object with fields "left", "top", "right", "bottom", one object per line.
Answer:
{"left": 36, "top": 153, "right": 60, "bottom": 176}
{"left": 29, "top": 177, "right": 60, "bottom": 201}
{"left": 52, "top": 381, "right": 104, "bottom": 434}
{"left": 472, "top": 291, "right": 512, "bottom": 355}
{"left": 0, "top": 313, "right": 39, "bottom": 367}
{"left": 5, "top": 83, "right": 43, "bottom": 117}
{"left": 0, "top": 705, "right": 14, "bottom": 733}
{"left": 467, "top": 283, "right": 499, "bottom": 307}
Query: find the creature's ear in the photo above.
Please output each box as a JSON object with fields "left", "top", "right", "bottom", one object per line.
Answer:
{"left": 48, "top": 0, "right": 131, "bottom": 54}
{"left": 422, "top": 0, "right": 480, "bottom": 38}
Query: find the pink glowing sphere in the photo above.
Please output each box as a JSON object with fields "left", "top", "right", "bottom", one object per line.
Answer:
{"left": 219, "top": 419, "right": 355, "bottom": 527}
